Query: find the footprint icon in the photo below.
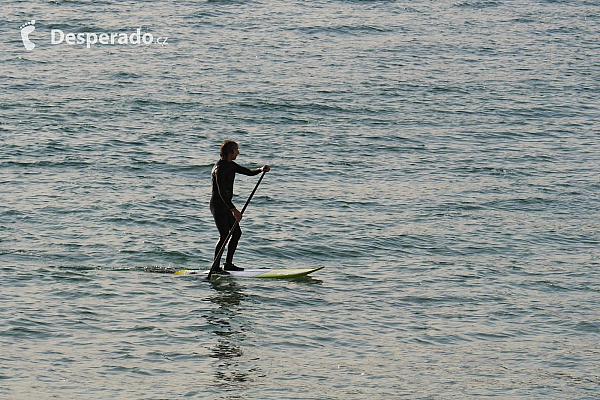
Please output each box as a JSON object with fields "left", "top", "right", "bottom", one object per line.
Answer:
{"left": 20, "top": 20, "right": 36, "bottom": 50}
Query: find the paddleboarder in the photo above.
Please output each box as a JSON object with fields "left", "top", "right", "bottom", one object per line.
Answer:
{"left": 210, "top": 140, "right": 270, "bottom": 273}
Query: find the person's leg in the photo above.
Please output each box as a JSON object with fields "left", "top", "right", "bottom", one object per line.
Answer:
{"left": 225, "top": 223, "right": 242, "bottom": 266}
{"left": 212, "top": 206, "right": 232, "bottom": 267}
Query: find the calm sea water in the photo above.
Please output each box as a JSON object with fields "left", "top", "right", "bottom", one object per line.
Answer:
{"left": 1, "top": 0, "right": 599, "bottom": 398}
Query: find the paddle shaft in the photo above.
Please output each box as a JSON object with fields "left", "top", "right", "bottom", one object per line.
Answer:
{"left": 207, "top": 171, "right": 266, "bottom": 279}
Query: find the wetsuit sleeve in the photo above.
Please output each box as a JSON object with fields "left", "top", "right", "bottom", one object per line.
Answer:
{"left": 233, "top": 162, "right": 262, "bottom": 176}
{"left": 215, "top": 166, "right": 235, "bottom": 209}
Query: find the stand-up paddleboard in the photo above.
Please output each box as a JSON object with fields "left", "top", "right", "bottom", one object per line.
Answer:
{"left": 174, "top": 266, "right": 323, "bottom": 279}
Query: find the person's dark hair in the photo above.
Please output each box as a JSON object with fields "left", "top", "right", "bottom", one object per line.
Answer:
{"left": 220, "top": 140, "right": 238, "bottom": 159}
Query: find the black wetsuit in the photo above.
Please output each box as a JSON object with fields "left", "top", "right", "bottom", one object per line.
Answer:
{"left": 210, "top": 159, "right": 262, "bottom": 266}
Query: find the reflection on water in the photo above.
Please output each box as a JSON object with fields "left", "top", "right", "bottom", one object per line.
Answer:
{"left": 205, "top": 280, "right": 256, "bottom": 389}
{"left": 203, "top": 276, "right": 322, "bottom": 391}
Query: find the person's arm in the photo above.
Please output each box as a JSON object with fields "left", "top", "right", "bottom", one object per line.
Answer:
{"left": 234, "top": 162, "right": 270, "bottom": 176}
{"left": 228, "top": 163, "right": 270, "bottom": 221}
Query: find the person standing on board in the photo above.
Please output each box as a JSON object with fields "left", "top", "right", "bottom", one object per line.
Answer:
{"left": 210, "top": 140, "right": 270, "bottom": 273}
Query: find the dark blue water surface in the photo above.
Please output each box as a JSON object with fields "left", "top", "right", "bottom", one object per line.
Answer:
{"left": 1, "top": 0, "right": 599, "bottom": 398}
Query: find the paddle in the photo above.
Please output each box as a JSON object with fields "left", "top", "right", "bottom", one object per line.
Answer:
{"left": 207, "top": 170, "right": 267, "bottom": 280}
